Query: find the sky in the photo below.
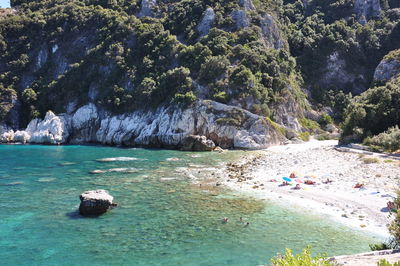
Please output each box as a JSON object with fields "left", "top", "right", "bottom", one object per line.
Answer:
{"left": 0, "top": 0, "right": 10, "bottom": 8}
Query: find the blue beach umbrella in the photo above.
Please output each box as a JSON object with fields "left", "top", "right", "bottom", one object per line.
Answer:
{"left": 283, "top": 177, "right": 292, "bottom": 182}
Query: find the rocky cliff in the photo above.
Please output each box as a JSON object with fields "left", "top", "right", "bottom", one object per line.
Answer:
{"left": 0, "top": 100, "right": 285, "bottom": 149}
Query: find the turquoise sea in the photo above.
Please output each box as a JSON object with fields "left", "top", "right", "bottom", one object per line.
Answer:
{"left": 0, "top": 145, "right": 383, "bottom": 265}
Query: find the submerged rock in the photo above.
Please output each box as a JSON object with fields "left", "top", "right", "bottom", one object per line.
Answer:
{"left": 79, "top": 189, "right": 115, "bottom": 216}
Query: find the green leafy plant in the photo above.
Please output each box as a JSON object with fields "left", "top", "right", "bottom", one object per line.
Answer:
{"left": 270, "top": 246, "right": 333, "bottom": 266}
{"left": 299, "top": 131, "right": 310, "bottom": 141}
{"left": 377, "top": 259, "right": 400, "bottom": 266}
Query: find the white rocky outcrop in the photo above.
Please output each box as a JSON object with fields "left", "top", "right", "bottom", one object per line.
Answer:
{"left": 28, "top": 111, "right": 69, "bottom": 144}
{"left": 0, "top": 123, "right": 14, "bottom": 143}
{"left": 321, "top": 51, "right": 366, "bottom": 94}
{"left": 197, "top": 7, "right": 215, "bottom": 37}
{"left": 0, "top": 100, "right": 286, "bottom": 149}
{"left": 261, "top": 14, "right": 284, "bottom": 49}
{"left": 374, "top": 55, "right": 400, "bottom": 82}
{"left": 354, "top": 0, "right": 381, "bottom": 23}
{"left": 138, "top": 0, "right": 157, "bottom": 17}
{"left": 240, "top": 0, "right": 255, "bottom": 10}
{"left": 231, "top": 10, "right": 249, "bottom": 29}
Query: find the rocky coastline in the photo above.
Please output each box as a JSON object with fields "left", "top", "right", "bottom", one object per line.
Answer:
{"left": 0, "top": 100, "right": 286, "bottom": 151}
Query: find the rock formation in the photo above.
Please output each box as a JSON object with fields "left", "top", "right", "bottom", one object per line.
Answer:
{"left": 0, "top": 100, "right": 285, "bottom": 149}
{"left": 231, "top": 10, "right": 249, "bottom": 29}
{"left": 354, "top": 0, "right": 381, "bottom": 23}
{"left": 320, "top": 51, "right": 367, "bottom": 94}
{"left": 260, "top": 14, "right": 284, "bottom": 49}
{"left": 240, "top": 0, "right": 255, "bottom": 11}
{"left": 138, "top": 0, "right": 157, "bottom": 17}
{"left": 79, "top": 189, "right": 115, "bottom": 216}
{"left": 181, "top": 135, "right": 216, "bottom": 151}
{"left": 374, "top": 51, "right": 400, "bottom": 82}
{"left": 197, "top": 7, "right": 215, "bottom": 37}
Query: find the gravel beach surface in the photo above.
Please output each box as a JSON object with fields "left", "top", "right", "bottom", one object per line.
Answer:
{"left": 222, "top": 140, "right": 400, "bottom": 237}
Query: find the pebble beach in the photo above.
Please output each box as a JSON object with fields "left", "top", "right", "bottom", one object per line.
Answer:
{"left": 221, "top": 140, "right": 400, "bottom": 237}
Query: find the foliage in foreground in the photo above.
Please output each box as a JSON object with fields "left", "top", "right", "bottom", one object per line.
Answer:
{"left": 363, "top": 126, "right": 400, "bottom": 152}
{"left": 270, "top": 246, "right": 332, "bottom": 266}
{"left": 377, "top": 259, "right": 400, "bottom": 266}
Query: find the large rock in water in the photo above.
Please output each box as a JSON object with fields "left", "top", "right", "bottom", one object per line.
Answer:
{"left": 181, "top": 135, "right": 216, "bottom": 151}
{"left": 79, "top": 190, "right": 114, "bottom": 216}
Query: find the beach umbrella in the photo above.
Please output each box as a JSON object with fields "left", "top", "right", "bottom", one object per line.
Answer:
{"left": 283, "top": 177, "right": 292, "bottom": 182}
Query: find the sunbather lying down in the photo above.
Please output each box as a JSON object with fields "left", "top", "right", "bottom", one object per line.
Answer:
{"left": 387, "top": 201, "right": 398, "bottom": 212}
{"left": 354, "top": 183, "right": 364, "bottom": 189}
{"left": 280, "top": 181, "right": 290, "bottom": 186}
{"left": 292, "top": 184, "right": 301, "bottom": 190}
{"left": 304, "top": 180, "right": 316, "bottom": 185}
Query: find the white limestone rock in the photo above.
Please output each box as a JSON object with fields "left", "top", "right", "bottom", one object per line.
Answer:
{"left": 231, "top": 10, "right": 249, "bottom": 29}
{"left": 354, "top": 0, "right": 381, "bottom": 23}
{"left": 374, "top": 56, "right": 400, "bottom": 82}
{"left": 261, "top": 14, "right": 284, "bottom": 49}
{"left": 6, "top": 100, "right": 287, "bottom": 149}
{"left": 13, "top": 130, "right": 31, "bottom": 143}
{"left": 240, "top": 0, "right": 255, "bottom": 10}
{"left": 70, "top": 103, "right": 99, "bottom": 143}
{"left": 138, "top": 0, "right": 157, "bottom": 17}
{"left": 0, "top": 124, "right": 14, "bottom": 143}
{"left": 28, "top": 111, "right": 70, "bottom": 144}
{"left": 197, "top": 7, "right": 215, "bottom": 37}
{"left": 321, "top": 51, "right": 366, "bottom": 94}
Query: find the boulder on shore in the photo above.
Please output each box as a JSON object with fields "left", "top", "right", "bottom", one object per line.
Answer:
{"left": 181, "top": 135, "right": 216, "bottom": 151}
{"left": 79, "top": 189, "right": 115, "bottom": 216}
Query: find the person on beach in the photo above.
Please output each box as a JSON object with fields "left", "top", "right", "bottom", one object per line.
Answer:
{"left": 387, "top": 201, "right": 397, "bottom": 212}
{"left": 293, "top": 184, "right": 301, "bottom": 190}
{"left": 290, "top": 173, "right": 296, "bottom": 179}
{"left": 354, "top": 183, "right": 364, "bottom": 189}
{"left": 280, "top": 181, "right": 290, "bottom": 186}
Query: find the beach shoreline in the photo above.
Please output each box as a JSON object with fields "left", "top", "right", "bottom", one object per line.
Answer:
{"left": 219, "top": 140, "right": 400, "bottom": 239}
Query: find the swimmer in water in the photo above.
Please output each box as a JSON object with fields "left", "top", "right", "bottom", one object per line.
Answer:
{"left": 222, "top": 217, "right": 229, "bottom": 223}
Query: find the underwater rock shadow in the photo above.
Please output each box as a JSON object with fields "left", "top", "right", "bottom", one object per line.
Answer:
{"left": 65, "top": 210, "right": 102, "bottom": 219}
{"left": 66, "top": 209, "right": 115, "bottom": 219}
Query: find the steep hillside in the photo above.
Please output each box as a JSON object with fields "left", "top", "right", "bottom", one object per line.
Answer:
{"left": 0, "top": 0, "right": 399, "bottom": 148}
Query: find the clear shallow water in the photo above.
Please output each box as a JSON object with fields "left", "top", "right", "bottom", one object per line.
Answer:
{"left": 0, "top": 145, "right": 382, "bottom": 265}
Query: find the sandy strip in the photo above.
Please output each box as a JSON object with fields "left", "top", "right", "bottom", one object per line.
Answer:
{"left": 221, "top": 140, "right": 400, "bottom": 238}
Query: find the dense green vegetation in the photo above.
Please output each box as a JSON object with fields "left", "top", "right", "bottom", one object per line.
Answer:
{"left": 0, "top": 0, "right": 399, "bottom": 141}
{"left": 342, "top": 76, "right": 400, "bottom": 143}
{"left": 0, "top": 0, "right": 303, "bottom": 126}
